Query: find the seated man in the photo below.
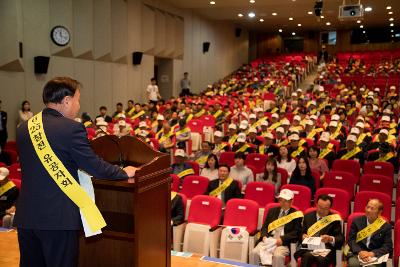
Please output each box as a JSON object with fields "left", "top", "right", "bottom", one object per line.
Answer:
{"left": 336, "top": 134, "right": 364, "bottom": 165}
{"left": 205, "top": 164, "right": 241, "bottom": 206}
{"left": 295, "top": 194, "right": 344, "bottom": 267}
{"left": 252, "top": 189, "right": 302, "bottom": 266}
{"left": 229, "top": 152, "right": 253, "bottom": 191}
{"left": 171, "top": 191, "right": 184, "bottom": 226}
{"left": 192, "top": 141, "right": 212, "bottom": 168}
{"left": 0, "top": 167, "right": 19, "bottom": 228}
{"left": 171, "top": 149, "right": 194, "bottom": 182}
{"left": 346, "top": 199, "right": 392, "bottom": 267}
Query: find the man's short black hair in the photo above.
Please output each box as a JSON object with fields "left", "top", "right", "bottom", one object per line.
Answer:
{"left": 128, "top": 100, "right": 134, "bottom": 104}
{"left": 99, "top": 106, "right": 107, "bottom": 110}
{"left": 184, "top": 72, "right": 188, "bottom": 75}
{"left": 317, "top": 194, "right": 334, "bottom": 206}
{"left": 151, "top": 77, "right": 156, "bottom": 82}
{"left": 116, "top": 102, "right": 123, "bottom": 106}
{"left": 219, "top": 164, "right": 230, "bottom": 172}
{"left": 42, "top": 77, "right": 80, "bottom": 104}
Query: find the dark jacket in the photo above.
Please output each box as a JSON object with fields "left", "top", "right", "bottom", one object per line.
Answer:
{"left": 15, "top": 108, "right": 128, "bottom": 230}
{"left": 336, "top": 148, "right": 365, "bottom": 166}
{"left": 171, "top": 194, "right": 184, "bottom": 226}
{"left": 290, "top": 173, "right": 316, "bottom": 196}
{"left": 0, "top": 183, "right": 19, "bottom": 218}
{"left": 205, "top": 179, "right": 242, "bottom": 204}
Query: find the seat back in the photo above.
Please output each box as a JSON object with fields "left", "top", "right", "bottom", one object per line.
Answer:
{"left": 180, "top": 175, "right": 209, "bottom": 199}
{"left": 170, "top": 174, "right": 180, "bottom": 192}
{"left": 324, "top": 171, "right": 357, "bottom": 199}
{"left": 187, "top": 119, "right": 205, "bottom": 133}
{"left": 353, "top": 191, "right": 392, "bottom": 221}
{"left": 245, "top": 153, "right": 268, "bottom": 174}
{"left": 311, "top": 170, "right": 320, "bottom": 191}
{"left": 187, "top": 195, "right": 222, "bottom": 228}
{"left": 178, "top": 193, "right": 188, "bottom": 217}
{"left": 186, "top": 161, "right": 200, "bottom": 175}
{"left": 359, "top": 174, "right": 393, "bottom": 198}
{"left": 396, "top": 196, "right": 400, "bottom": 222}
{"left": 394, "top": 219, "right": 400, "bottom": 267}
{"left": 223, "top": 199, "right": 259, "bottom": 234}
{"left": 11, "top": 179, "right": 21, "bottom": 190}
{"left": 3, "top": 150, "right": 18, "bottom": 164}
{"left": 219, "top": 152, "right": 236, "bottom": 167}
{"left": 8, "top": 163, "right": 21, "bottom": 180}
{"left": 200, "top": 115, "right": 216, "bottom": 127}
{"left": 277, "top": 167, "right": 289, "bottom": 186}
{"left": 244, "top": 182, "right": 275, "bottom": 207}
{"left": 346, "top": 212, "right": 364, "bottom": 241}
{"left": 315, "top": 188, "right": 350, "bottom": 220}
{"left": 363, "top": 161, "right": 394, "bottom": 180}
{"left": 5, "top": 140, "right": 17, "bottom": 152}
{"left": 332, "top": 159, "right": 360, "bottom": 183}
{"left": 281, "top": 184, "right": 311, "bottom": 211}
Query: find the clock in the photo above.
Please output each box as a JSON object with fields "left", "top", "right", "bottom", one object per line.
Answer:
{"left": 50, "top": 26, "right": 70, "bottom": 46}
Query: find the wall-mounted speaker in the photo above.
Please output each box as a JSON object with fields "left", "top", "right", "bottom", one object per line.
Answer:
{"left": 132, "top": 52, "right": 143, "bottom": 65}
{"left": 34, "top": 56, "right": 50, "bottom": 74}
{"left": 203, "top": 42, "right": 210, "bottom": 53}
{"left": 235, "top": 28, "right": 242, "bottom": 38}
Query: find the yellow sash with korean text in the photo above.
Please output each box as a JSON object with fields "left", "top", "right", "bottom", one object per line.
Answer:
{"left": 268, "top": 211, "right": 303, "bottom": 233}
{"left": 278, "top": 139, "right": 289, "bottom": 147}
{"left": 291, "top": 146, "right": 305, "bottom": 158}
{"left": 186, "top": 114, "right": 193, "bottom": 123}
{"left": 269, "top": 122, "right": 281, "bottom": 131}
{"left": 177, "top": 168, "right": 195, "bottom": 178}
{"left": 330, "top": 124, "right": 342, "bottom": 140}
{"left": 356, "top": 217, "right": 386, "bottom": 243}
{"left": 376, "top": 152, "right": 395, "bottom": 162}
{"left": 209, "top": 177, "right": 233, "bottom": 197}
{"left": 356, "top": 133, "right": 367, "bottom": 145}
{"left": 131, "top": 110, "right": 145, "bottom": 120}
{"left": 196, "top": 155, "right": 209, "bottom": 165}
{"left": 307, "top": 128, "right": 323, "bottom": 139}
{"left": 171, "top": 191, "right": 178, "bottom": 201}
{"left": 341, "top": 147, "right": 361, "bottom": 160}
{"left": 307, "top": 214, "right": 341, "bottom": 237}
{"left": 28, "top": 112, "right": 106, "bottom": 233}
{"left": 0, "top": 181, "right": 16, "bottom": 197}
{"left": 237, "top": 144, "right": 250, "bottom": 153}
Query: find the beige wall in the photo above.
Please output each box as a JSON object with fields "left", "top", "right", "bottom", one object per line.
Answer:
{"left": 0, "top": 0, "right": 249, "bottom": 140}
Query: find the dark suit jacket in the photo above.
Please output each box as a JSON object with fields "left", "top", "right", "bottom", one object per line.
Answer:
{"left": 171, "top": 194, "right": 184, "bottom": 225}
{"left": 0, "top": 184, "right": 19, "bottom": 217}
{"left": 336, "top": 148, "right": 365, "bottom": 166}
{"left": 205, "top": 179, "right": 242, "bottom": 204}
{"left": 259, "top": 206, "right": 302, "bottom": 247}
{"left": 348, "top": 215, "right": 392, "bottom": 258}
{"left": 14, "top": 108, "right": 128, "bottom": 230}
{"left": 0, "top": 110, "right": 7, "bottom": 140}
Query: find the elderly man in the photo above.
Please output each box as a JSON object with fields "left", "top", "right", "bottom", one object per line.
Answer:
{"left": 252, "top": 189, "right": 303, "bottom": 266}
{"left": 0, "top": 167, "right": 19, "bottom": 228}
{"left": 346, "top": 199, "right": 392, "bottom": 267}
{"left": 171, "top": 149, "right": 194, "bottom": 182}
{"left": 295, "top": 194, "right": 344, "bottom": 267}
{"left": 337, "top": 134, "right": 364, "bottom": 165}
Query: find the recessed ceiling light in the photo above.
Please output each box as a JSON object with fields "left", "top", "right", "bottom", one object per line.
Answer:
{"left": 279, "top": 29, "right": 283, "bottom": 32}
{"left": 259, "top": 18, "right": 264, "bottom": 22}
{"left": 388, "top": 11, "right": 393, "bottom": 15}
{"left": 390, "top": 23, "right": 394, "bottom": 27}
{"left": 210, "top": 1, "right": 215, "bottom": 4}
{"left": 297, "top": 23, "right": 302, "bottom": 27}
{"left": 292, "top": 32, "right": 296, "bottom": 36}
{"left": 289, "top": 17, "right": 293, "bottom": 21}
{"left": 320, "top": 15, "right": 324, "bottom": 19}
{"left": 392, "top": 35, "right": 395, "bottom": 37}
{"left": 357, "top": 20, "right": 361, "bottom": 23}
{"left": 363, "top": 30, "right": 366, "bottom": 33}
{"left": 248, "top": 12, "right": 256, "bottom": 18}
{"left": 364, "top": 7, "right": 372, "bottom": 12}
{"left": 326, "top": 22, "right": 331, "bottom": 25}
{"left": 360, "top": 25, "right": 364, "bottom": 28}
{"left": 387, "top": 6, "right": 392, "bottom": 10}
{"left": 307, "top": 11, "right": 313, "bottom": 15}
{"left": 272, "top": 12, "right": 277, "bottom": 16}
{"left": 249, "top": 0, "right": 255, "bottom": 3}
{"left": 238, "top": 13, "right": 243, "bottom": 17}
{"left": 391, "top": 29, "right": 394, "bottom": 32}
{"left": 389, "top": 18, "right": 394, "bottom": 21}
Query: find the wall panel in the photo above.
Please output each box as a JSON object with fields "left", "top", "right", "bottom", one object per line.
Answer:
{"left": 93, "top": 0, "right": 112, "bottom": 60}
{"left": 73, "top": 0, "right": 93, "bottom": 59}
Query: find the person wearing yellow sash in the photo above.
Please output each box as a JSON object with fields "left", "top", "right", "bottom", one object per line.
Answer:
{"left": 14, "top": 77, "right": 139, "bottom": 267}
{"left": 232, "top": 133, "right": 255, "bottom": 155}
{"left": 211, "top": 131, "right": 229, "bottom": 157}
{"left": 205, "top": 164, "right": 241, "bottom": 206}
{"left": 157, "top": 122, "right": 175, "bottom": 153}
{"left": 347, "top": 199, "right": 392, "bottom": 267}
{"left": 274, "top": 127, "right": 288, "bottom": 146}
{"left": 152, "top": 114, "right": 165, "bottom": 134}
{"left": 0, "top": 167, "right": 19, "bottom": 228}
{"left": 367, "top": 142, "right": 398, "bottom": 171}
{"left": 192, "top": 141, "right": 212, "bottom": 168}
{"left": 288, "top": 134, "right": 307, "bottom": 160}
{"left": 252, "top": 189, "right": 302, "bottom": 267}
{"left": 223, "top": 123, "right": 238, "bottom": 146}
{"left": 125, "top": 100, "right": 135, "bottom": 117}
{"left": 328, "top": 120, "right": 346, "bottom": 147}
{"left": 336, "top": 134, "right": 364, "bottom": 165}
{"left": 171, "top": 191, "right": 184, "bottom": 226}
{"left": 172, "top": 149, "right": 195, "bottom": 181}
{"left": 259, "top": 132, "right": 279, "bottom": 157}
{"left": 112, "top": 102, "right": 124, "bottom": 119}
{"left": 295, "top": 194, "right": 344, "bottom": 266}
{"left": 175, "top": 119, "right": 191, "bottom": 150}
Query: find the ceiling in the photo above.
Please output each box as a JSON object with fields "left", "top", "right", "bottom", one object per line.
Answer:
{"left": 159, "top": 0, "right": 399, "bottom": 33}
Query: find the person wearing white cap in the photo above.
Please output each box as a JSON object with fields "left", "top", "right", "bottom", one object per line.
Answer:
{"left": 115, "top": 120, "right": 130, "bottom": 137}
{"left": 328, "top": 120, "right": 346, "bottom": 145}
{"left": 336, "top": 134, "right": 364, "bottom": 165}
{"left": 223, "top": 123, "right": 239, "bottom": 145}
{"left": 171, "top": 149, "right": 195, "bottom": 180}
{"left": 247, "top": 127, "right": 263, "bottom": 148}
{"left": 260, "top": 120, "right": 269, "bottom": 135}
{"left": 232, "top": 133, "right": 254, "bottom": 154}
{"left": 259, "top": 132, "right": 279, "bottom": 157}
{"left": 152, "top": 114, "right": 165, "bottom": 133}
{"left": 251, "top": 188, "right": 302, "bottom": 266}
{"left": 367, "top": 128, "right": 396, "bottom": 151}
{"left": 239, "top": 120, "right": 249, "bottom": 132}
{"left": 274, "top": 127, "right": 287, "bottom": 146}
{"left": 192, "top": 141, "right": 213, "bottom": 168}
{"left": 175, "top": 118, "right": 191, "bottom": 149}
{"left": 288, "top": 134, "right": 307, "bottom": 159}
{"left": 319, "top": 132, "right": 336, "bottom": 168}
{"left": 0, "top": 167, "right": 19, "bottom": 228}
{"left": 280, "top": 119, "right": 291, "bottom": 133}
{"left": 157, "top": 122, "right": 175, "bottom": 153}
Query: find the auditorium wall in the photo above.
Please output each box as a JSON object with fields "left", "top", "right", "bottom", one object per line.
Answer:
{"left": 0, "top": 0, "right": 249, "bottom": 139}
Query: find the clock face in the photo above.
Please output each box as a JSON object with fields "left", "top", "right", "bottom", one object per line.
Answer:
{"left": 51, "top": 26, "right": 70, "bottom": 46}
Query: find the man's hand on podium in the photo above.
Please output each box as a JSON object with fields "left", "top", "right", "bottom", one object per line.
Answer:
{"left": 124, "top": 166, "right": 140, "bottom": 177}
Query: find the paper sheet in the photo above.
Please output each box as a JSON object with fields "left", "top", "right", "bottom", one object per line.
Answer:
{"left": 302, "top": 237, "right": 326, "bottom": 250}
{"left": 358, "top": 253, "right": 389, "bottom": 266}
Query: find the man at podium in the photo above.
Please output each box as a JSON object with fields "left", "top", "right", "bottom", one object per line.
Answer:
{"left": 14, "top": 77, "right": 139, "bottom": 267}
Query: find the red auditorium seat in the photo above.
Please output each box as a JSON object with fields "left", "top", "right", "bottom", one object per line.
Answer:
{"left": 332, "top": 160, "right": 360, "bottom": 183}
{"left": 180, "top": 175, "right": 209, "bottom": 199}
{"left": 8, "top": 163, "right": 21, "bottom": 180}
{"left": 395, "top": 197, "right": 400, "bottom": 222}
{"left": 281, "top": 184, "right": 311, "bottom": 212}
{"left": 0, "top": 162, "right": 7, "bottom": 168}
{"left": 395, "top": 220, "right": 400, "bottom": 267}
{"left": 223, "top": 199, "right": 259, "bottom": 235}
{"left": 244, "top": 182, "right": 275, "bottom": 207}
{"left": 170, "top": 174, "right": 180, "bottom": 192}
{"left": 359, "top": 174, "right": 393, "bottom": 198}
{"left": 277, "top": 167, "right": 289, "bottom": 186}
{"left": 219, "top": 152, "right": 235, "bottom": 167}
{"left": 149, "top": 138, "right": 160, "bottom": 150}
{"left": 345, "top": 212, "right": 364, "bottom": 240}
{"left": 4, "top": 150, "right": 18, "bottom": 164}
{"left": 311, "top": 170, "right": 320, "bottom": 191}
{"left": 363, "top": 161, "right": 394, "bottom": 180}
{"left": 245, "top": 153, "right": 268, "bottom": 174}
{"left": 4, "top": 140, "right": 17, "bottom": 153}
{"left": 324, "top": 171, "right": 357, "bottom": 199}
{"left": 315, "top": 188, "right": 350, "bottom": 220}
{"left": 245, "top": 165, "right": 256, "bottom": 182}
{"left": 11, "top": 179, "right": 21, "bottom": 190}
{"left": 187, "top": 195, "right": 222, "bottom": 228}
{"left": 186, "top": 161, "right": 200, "bottom": 176}
{"left": 353, "top": 191, "right": 392, "bottom": 221}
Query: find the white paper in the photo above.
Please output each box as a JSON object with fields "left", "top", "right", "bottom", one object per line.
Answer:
{"left": 258, "top": 237, "right": 277, "bottom": 265}
{"left": 302, "top": 237, "right": 326, "bottom": 250}
{"left": 78, "top": 170, "right": 102, "bottom": 237}
{"left": 358, "top": 253, "right": 389, "bottom": 266}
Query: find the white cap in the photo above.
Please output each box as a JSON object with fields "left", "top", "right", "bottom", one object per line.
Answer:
{"left": 381, "top": 116, "right": 390, "bottom": 122}
{"left": 248, "top": 128, "right": 257, "bottom": 134}
{"left": 239, "top": 123, "right": 248, "bottom": 130}
{"left": 277, "top": 189, "right": 294, "bottom": 200}
{"left": 228, "top": 123, "right": 237, "bottom": 130}
{"left": 138, "top": 130, "right": 148, "bottom": 137}
{"left": 356, "top": 116, "right": 365, "bottom": 122}
{"left": 368, "top": 91, "right": 374, "bottom": 96}
{"left": 289, "top": 134, "right": 300, "bottom": 141}
{"left": 276, "top": 127, "right": 285, "bottom": 134}
{"left": 249, "top": 114, "right": 257, "bottom": 119}
{"left": 96, "top": 117, "right": 105, "bottom": 123}
{"left": 272, "top": 113, "right": 279, "bottom": 119}
{"left": 331, "top": 114, "right": 340, "bottom": 121}
{"left": 157, "top": 114, "right": 165, "bottom": 120}
{"left": 174, "top": 149, "right": 186, "bottom": 157}
{"left": 281, "top": 119, "right": 290, "bottom": 126}
{"left": 320, "top": 132, "right": 330, "bottom": 142}
{"left": 383, "top": 109, "right": 392, "bottom": 114}
{"left": 318, "top": 86, "right": 324, "bottom": 92}
{"left": 214, "top": 131, "right": 223, "bottom": 137}
{"left": 356, "top": 122, "right": 365, "bottom": 128}
{"left": 310, "top": 100, "right": 317, "bottom": 106}
{"left": 139, "top": 121, "right": 147, "bottom": 128}
{"left": 264, "top": 132, "right": 274, "bottom": 139}
{"left": 329, "top": 121, "right": 338, "bottom": 127}
{"left": 117, "top": 113, "right": 126, "bottom": 119}
{"left": 374, "top": 88, "right": 380, "bottom": 92}
{"left": 390, "top": 85, "right": 396, "bottom": 90}
{"left": 293, "top": 115, "right": 301, "bottom": 121}
{"left": 306, "top": 120, "right": 314, "bottom": 126}
{"left": 350, "top": 127, "right": 360, "bottom": 135}
{"left": 379, "top": 129, "right": 389, "bottom": 136}
{"left": 310, "top": 115, "right": 318, "bottom": 120}
{"left": 118, "top": 120, "right": 126, "bottom": 127}
{"left": 291, "top": 92, "right": 298, "bottom": 97}
{"left": 360, "top": 87, "right": 365, "bottom": 92}
{"left": 75, "top": 118, "right": 82, "bottom": 123}
{"left": 256, "top": 107, "right": 264, "bottom": 113}
{"left": 261, "top": 120, "right": 269, "bottom": 127}
{"left": 346, "top": 135, "right": 357, "bottom": 142}
{"left": 96, "top": 121, "right": 108, "bottom": 127}
{"left": 237, "top": 133, "right": 247, "bottom": 142}
{"left": 0, "top": 167, "right": 9, "bottom": 181}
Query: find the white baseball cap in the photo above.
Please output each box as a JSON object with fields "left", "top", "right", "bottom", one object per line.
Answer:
{"left": 291, "top": 92, "right": 298, "bottom": 97}
{"left": 157, "top": 114, "right": 165, "bottom": 120}
{"left": 331, "top": 114, "right": 340, "bottom": 121}
{"left": 346, "top": 135, "right": 357, "bottom": 143}
{"left": 381, "top": 116, "right": 390, "bottom": 122}
{"left": 261, "top": 120, "right": 269, "bottom": 127}
{"left": 293, "top": 115, "right": 301, "bottom": 121}
{"left": 379, "top": 129, "right": 389, "bottom": 136}
{"left": 281, "top": 119, "right": 290, "bottom": 126}
{"left": 329, "top": 121, "right": 338, "bottom": 127}
{"left": 290, "top": 134, "right": 300, "bottom": 141}
{"left": 117, "top": 113, "right": 126, "bottom": 119}
{"left": 277, "top": 189, "right": 294, "bottom": 200}
{"left": 350, "top": 127, "right": 360, "bottom": 135}
{"left": 174, "top": 149, "right": 186, "bottom": 157}
{"left": 310, "top": 115, "right": 318, "bottom": 120}
{"left": 305, "top": 120, "right": 314, "bottom": 126}
{"left": 229, "top": 123, "right": 237, "bottom": 130}
{"left": 96, "top": 121, "right": 108, "bottom": 127}
{"left": 355, "top": 122, "right": 365, "bottom": 129}
{"left": 95, "top": 117, "right": 105, "bottom": 123}
{"left": 237, "top": 133, "right": 247, "bottom": 142}
{"left": 276, "top": 127, "right": 285, "bottom": 134}
{"left": 214, "top": 131, "right": 223, "bottom": 138}
{"left": 74, "top": 118, "right": 82, "bottom": 123}
{"left": 320, "top": 132, "right": 330, "bottom": 142}
{"left": 118, "top": 120, "right": 126, "bottom": 127}
{"left": 249, "top": 114, "right": 257, "bottom": 119}
{"left": 272, "top": 113, "right": 279, "bottom": 119}
{"left": 264, "top": 132, "right": 274, "bottom": 139}
{"left": 0, "top": 167, "right": 9, "bottom": 181}
{"left": 138, "top": 130, "right": 148, "bottom": 137}
{"left": 248, "top": 128, "right": 257, "bottom": 134}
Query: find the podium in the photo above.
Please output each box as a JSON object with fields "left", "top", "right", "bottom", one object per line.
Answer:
{"left": 79, "top": 135, "right": 171, "bottom": 267}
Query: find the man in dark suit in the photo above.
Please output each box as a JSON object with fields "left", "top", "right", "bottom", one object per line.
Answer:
{"left": 0, "top": 167, "right": 19, "bottom": 227}
{"left": 295, "top": 194, "right": 344, "bottom": 267}
{"left": 0, "top": 100, "right": 7, "bottom": 150}
{"left": 347, "top": 199, "right": 392, "bottom": 267}
{"left": 14, "top": 77, "right": 139, "bottom": 267}
{"left": 171, "top": 193, "right": 184, "bottom": 226}
{"left": 205, "top": 164, "right": 241, "bottom": 206}
{"left": 251, "top": 189, "right": 302, "bottom": 266}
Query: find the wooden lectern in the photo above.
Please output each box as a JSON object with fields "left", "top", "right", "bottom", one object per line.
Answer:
{"left": 79, "top": 135, "right": 171, "bottom": 267}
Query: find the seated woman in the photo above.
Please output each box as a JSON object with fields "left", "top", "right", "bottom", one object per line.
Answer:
{"left": 256, "top": 158, "right": 281, "bottom": 194}
{"left": 200, "top": 154, "right": 219, "bottom": 181}
{"left": 307, "top": 145, "right": 329, "bottom": 178}
{"left": 276, "top": 145, "right": 296, "bottom": 178}
{"left": 289, "top": 156, "right": 316, "bottom": 196}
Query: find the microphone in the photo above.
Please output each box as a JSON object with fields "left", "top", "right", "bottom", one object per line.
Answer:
{"left": 97, "top": 126, "right": 125, "bottom": 168}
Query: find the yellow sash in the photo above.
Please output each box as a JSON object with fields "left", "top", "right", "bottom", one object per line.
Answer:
{"left": 151, "top": 121, "right": 158, "bottom": 129}
{"left": 307, "top": 128, "right": 323, "bottom": 139}
{"left": 310, "top": 109, "right": 317, "bottom": 115}
{"left": 330, "top": 125, "right": 342, "bottom": 140}
{"left": 127, "top": 107, "right": 135, "bottom": 117}
{"left": 268, "top": 211, "right": 304, "bottom": 233}
{"left": 259, "top": 145, "right": 265, "bottom": 155}
{"left": 269, "top": 122, "right": 281, "bottom": 131}
{"left": 213, "top": 110, "right": 223, "bottom": 118}
{"left": 209, "top": 177, "right": 233, "bottom": 197}
{"left": 175, "top": 127, "right": 190, "bottom": 137}
{"left": 228, "top": 135, "right": 238, "bottom": 146}
{"left": 356, "top": 133, "right": 367, "bottom": 145}
{"left": 195, "top": 109, "right": 206, "bottom": 118}
{"left": 291, "top": 146, "right": 305, "bottom": 158}
{"left": 28, "top": 112, "right": 106, "bottom": 233}
{"left": 307, "top": 214, "right": 342, "bottom": 236}
{"left": 348, "top": 108, "right": 356, "bottom": 116}
{"left": 177, "top": 168, "right": 195, "bottom": 179}
{"left": 83, "top": 121, "right": 92, "bottom": 128}
{"left": 253, "top": 117, "right": 268, "bottom": 128}
{"left": 237, "top": 144, "right": 250, "bottom": 153}
{"left": 341, "top": 147, "right": 361, "bottom": 160}
{"left": 271, "top": 107, "right": 278, "bottom": 113}
{"left": 319, "top": 148, "right": 332, "bottom": 159}
{"left": 131, "top": 110, "right": 145, "bottom": 120}
{"left": 0, "top": 181, "right": 16, "bottom": 197}
{"left": 186, "top": 114, "right": 193, "bottom": 123}
{"left": 278, "top": 139, "right": 289, "bottom": 147}
{"left": 158, "top": 131, "right": 174, "bottom": 143}
{"left": 376, "top": 152, "right": 395, "bottom": 162}
{"left": 196, "top": 155, "right": 209, "bottom": 165}
{"left": 356, "top": 217, "right": 386, "bottom": 243}
{"left": 171, "top": 191, "right": 177, "bottom": 201}
{"left": 280, "top": 103, "right": 287, "bottom": 113}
